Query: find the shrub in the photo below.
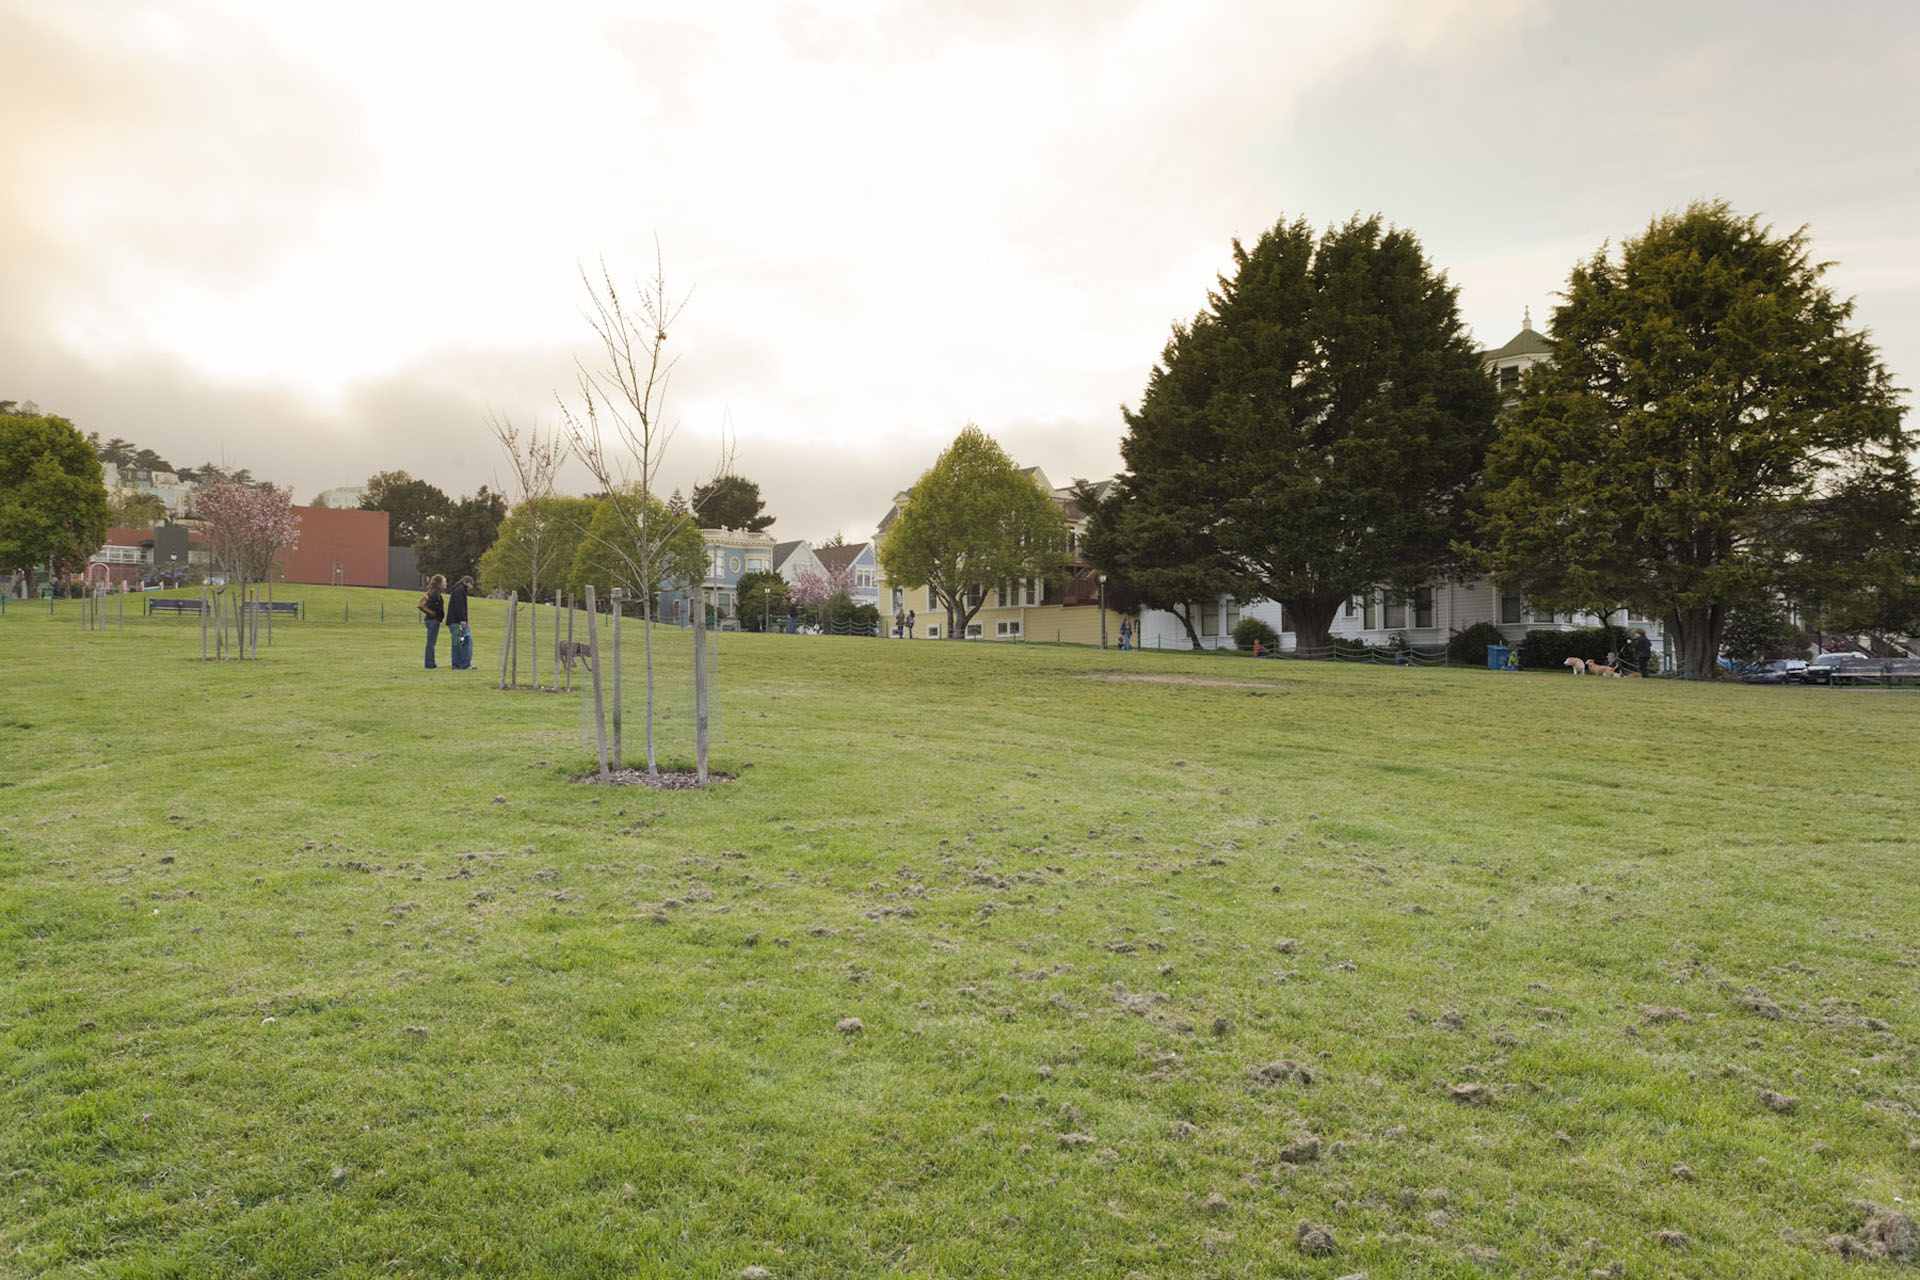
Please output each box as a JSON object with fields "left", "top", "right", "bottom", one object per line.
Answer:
{"left": 1232, "top": 617, "right": 1279, "bottom": 654}
{"left": 851, "top": 603, "right": 882, "bottom": 636}
{"left": 1446, "top": 621, "right": 1507, "bottom": 668}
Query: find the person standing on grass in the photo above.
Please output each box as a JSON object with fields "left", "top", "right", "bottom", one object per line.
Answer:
{"left": 894, "top": 606, "right": 906, "bottom": 639}
{"left": 420, "top": 574, "right": 446, "bottom": 668}
{"left": 906, "top": 608, "right": 915, "bottom": 639}
{"left": 1632, "top": 628, "right": 1653, "bottom": 679}
{"left": 1119, "top": 618, "right": 1132, "bottom": 651}
{"left": 448, "top": 575, "right": 474, "bottom": 670}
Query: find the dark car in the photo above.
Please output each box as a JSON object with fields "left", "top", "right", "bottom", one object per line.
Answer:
{"left": 1798, "top": 652, "right": 1870, "bottom": 685}
{"left": 1739, "top": 659, "right": 1808, "bottom": 685}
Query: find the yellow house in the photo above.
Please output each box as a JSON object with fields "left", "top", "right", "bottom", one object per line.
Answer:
{"left": 875, "top": 467, "right": 1137, "bottom": 645}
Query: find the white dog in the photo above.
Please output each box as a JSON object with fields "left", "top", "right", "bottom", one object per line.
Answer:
{"left": 1563, "top": 656, "right": 1590, "bottom": 675}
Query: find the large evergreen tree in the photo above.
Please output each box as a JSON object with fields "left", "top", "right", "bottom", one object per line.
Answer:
{"left": 877, "top": 425, "right": 1070, "bottom": 639}
{"left": 1076, "top": 479, "right": 1243, "bottom": 650}
{"left": 690, "top": 474, "right": 774, "bottom": 532}
{"left": 1117, "top": 215, "right": 1500, "bottom": 652}
{"left": 1478, "top": 202, "right": 1915, "bottom": 680}
{"left": 416, "top": 487, "right": 508, "bottom": 583}
{"left": 359, "top": 470, "right": 453, "bottom": 546}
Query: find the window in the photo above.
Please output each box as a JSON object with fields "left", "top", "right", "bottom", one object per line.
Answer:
{"left": 1279, "top": 604, "right": 1292, "bottom": 634}
{"left": 966, "top": 585, "right": 983, "bottom": 610}
{"left": 925, "top": 625, "right": 940, "bottom": 638}
{"left": 746, "top": 558, "right": 767, "bottom": 573}
{"left": 1500, "top": 364, "right": 1521, "bottom": 393}
{"left": 856, "top": 568, "right": 874, "bottom": 588}
{"left": 709, "top": 549, "right": 725, "bottom": 579}
{"left": 966, "top": 622, "right": 983, "bottom": 638}
{"left": 996, "top": 582, "right": 1011, "bottom": 608}
{"left": 1200, "top": 605, "right": 1219, "bottom": 637}
{"left": 927, "top": 586, "right": 938, "bottom": 610}
{"left": 1345, "top": 599, "right": 1357, "bottom": 618}
{"left": 1383, "top": 594, "right": 1407, "bottom": 630}
{"left": 1499, "top": 591, "right": 1524, "bottom": 624}
{"left": 996, "top": 619, "right": 1021, "bottom": 637}
{"left": 1024, "top": 580, "right": 1037, "bottom": 605}
{"left": 1414, "top": 586, "right": 1435, "bottom": 629}
{"left": 892, "top": 588, "right": 904, "bottom": 610}
{"left": 1362, "top": 596, "right": 1377, "bottom": 630}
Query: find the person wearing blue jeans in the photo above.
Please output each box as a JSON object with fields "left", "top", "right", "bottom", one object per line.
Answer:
{"left": 447, "top": 575, "right": 474, "bottom": 669}
{"left": 421, "top": 574, "right": 446, "bottom": 668}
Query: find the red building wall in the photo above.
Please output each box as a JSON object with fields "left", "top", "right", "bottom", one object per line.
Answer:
{"left": 278, "top": 507, "right": 390, "bottom": 586}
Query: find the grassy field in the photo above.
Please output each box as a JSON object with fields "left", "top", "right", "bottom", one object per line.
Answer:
{"left": 3, "top": 586, "right": 1916, "bottom": 1278}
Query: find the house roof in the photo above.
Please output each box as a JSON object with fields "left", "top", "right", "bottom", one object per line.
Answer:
{"left": 772, "top": 540, "right": 812, "bottom": 571}
{"left": 813, "top": 542, "right": 867, "bottom": 574}
{"left": 1481, "top": 325, "right": 1552, "bottom": 362}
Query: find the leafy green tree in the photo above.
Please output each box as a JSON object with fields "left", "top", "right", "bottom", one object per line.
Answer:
{"left": 877, "top": 425, "right": 1070, "bottom": 639}
{"left": 690, "top": 474, "right": 775, "bottom": 532}
{"left": 107, "top": 488, "right": 169, "bottom": 526}
{"left": 1, "top": 409, "right": 111, "bottom": 596}
{"left": 1077, "top": 479, "right": 1244, "bottom": 650}
{"left": 1720, "top": 598, "right": 1805, "bottom": 664}
{"left": 477, "top": 495, "right": 598, "bottom": 601}
{"left": 734, "top": 569, "right": 790, "bottom": 632}
{"left": 416, "top": 487, "right": 507, "bottom": 583}
{"left": 359, "top": 470, "right": 453, "bottom": 546}
{"left": 565, "top": 489, "right": 708, "bottom": 606}
{"left": 1478, "top": 202, "right": 1915, "bottom": 680}
{"left": 1117, "top": 215, "right": 1500, "bottom": 652}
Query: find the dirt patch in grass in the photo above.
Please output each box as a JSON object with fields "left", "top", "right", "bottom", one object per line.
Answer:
{"left": 576, "top": 768, "right": 738, "bottom": 789}
{"left": 1081, "top": 673, "right": 1292, "bottom": 690}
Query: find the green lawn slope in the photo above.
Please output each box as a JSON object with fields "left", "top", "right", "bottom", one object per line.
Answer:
{"left": 2, "top": 589, "right": 1915, "bottom": 1277}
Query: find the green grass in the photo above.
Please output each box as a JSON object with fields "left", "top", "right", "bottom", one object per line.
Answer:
{"left": 2, "top": 586, "right": 1916, "bottom": 1278}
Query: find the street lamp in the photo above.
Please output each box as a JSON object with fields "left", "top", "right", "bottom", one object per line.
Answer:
{"left": 764, "top": 584, "right": 771, "bottom": 633}
{"left": 1098, "top": 572, "right": 1108, "bottom": 650}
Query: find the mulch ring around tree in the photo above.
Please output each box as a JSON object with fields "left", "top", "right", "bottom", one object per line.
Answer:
{"left": 576, "top": 768, "right": 739, "bottom": 789}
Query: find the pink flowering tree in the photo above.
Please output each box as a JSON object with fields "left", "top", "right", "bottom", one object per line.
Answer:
{"left": 788, "top": 562, "right": 858, "bottom": 628}
{"left": 194, "top": 482, "right": 302, "bottom": 588}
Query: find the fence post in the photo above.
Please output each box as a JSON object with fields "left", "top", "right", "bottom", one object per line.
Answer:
{"left": 584, "top": 586, "right": 608, "bottom": 779}
{"left": 609, "top": 588, "right": 623, "bottom": 770}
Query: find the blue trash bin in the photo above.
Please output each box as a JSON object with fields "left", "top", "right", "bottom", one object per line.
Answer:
{"left": 1487, "top": 644, "right": 1509, "bottom": 671}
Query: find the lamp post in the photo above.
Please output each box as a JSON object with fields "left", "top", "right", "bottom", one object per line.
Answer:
{"left": 1098, "top": 572, "right": 1108, "bottom": 650}
{"left": 764, "top": 584, "right": 771, "bottom": 634}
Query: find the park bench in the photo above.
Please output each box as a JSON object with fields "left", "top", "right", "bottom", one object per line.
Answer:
{"left": 1829, "top": 657, "right": 1920, "bottom": 688}
{"left": 146, "top": 598, "right": 204, "bottom": 616}
{"left": 240, "top": 600, "right": 302, "bottom": 617}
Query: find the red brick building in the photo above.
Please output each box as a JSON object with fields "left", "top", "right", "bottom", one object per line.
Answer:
{"left": 279, "top": 507, "right": 390, "bottom": 587}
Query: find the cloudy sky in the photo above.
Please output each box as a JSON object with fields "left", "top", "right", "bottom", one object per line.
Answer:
{"left": 6, "top": 0, "right": 1917, "bottom": 541}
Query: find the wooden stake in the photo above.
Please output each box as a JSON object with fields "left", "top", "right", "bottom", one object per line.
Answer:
{"left": 610, "top": 588, "right": 623, "bottom": 769}
{"left": 694, "top": 587, "right": 709, "bottom": 785}
{"left": 201, "top": 584, "right": 209, "bottom": 660}
{"left": 499, "top": 592, "right": 514, "bottom": 689}
{"left": 585, "top": 586, "right": 608, "bottom": 779}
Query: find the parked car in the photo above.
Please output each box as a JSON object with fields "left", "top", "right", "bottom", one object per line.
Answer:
{"left": 1799, "top": 651, "right": 1871, "bottom": 685}
{"left": 1739, "top": 658, "right": 1808, "bottom": 685}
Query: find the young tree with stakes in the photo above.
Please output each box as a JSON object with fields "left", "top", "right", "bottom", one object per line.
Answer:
{"left": 560, "top": 251, "right": 728, "bottom": 780}
{"left": 485, "top": 413, "right": 570, "bottom": 690}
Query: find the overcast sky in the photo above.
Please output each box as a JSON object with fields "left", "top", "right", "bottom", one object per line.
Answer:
{"left": 5, "top": 0, "right": 1917, "bottom": 542}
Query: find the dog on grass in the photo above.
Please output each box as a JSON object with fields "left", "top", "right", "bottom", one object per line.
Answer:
{"left": 1563, "top": 657, "right": 1590, "bottom": 675}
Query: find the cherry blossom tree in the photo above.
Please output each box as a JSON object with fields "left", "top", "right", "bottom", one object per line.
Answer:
{"left": 195, "top": 482, "right": 301, "bottom": 588}
{"left": 789, "top": 562, "right": 858, "bottom": 627}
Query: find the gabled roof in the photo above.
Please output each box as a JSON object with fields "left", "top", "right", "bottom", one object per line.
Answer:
{"left": 772, "top": 540, "right": 813, "bottom": 571}
{"left": 814, "top": 542, "right": 868, "bottom": 574}
{"left": 1481, "top": 325, "right": 1552, "bottom": 362}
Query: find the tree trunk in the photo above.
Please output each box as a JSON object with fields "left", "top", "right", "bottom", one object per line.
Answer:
{"left": 693, "top": 588, "right": 709, "bottom": 784}
{"left": 1285, "top": 596, "right": 1343, "bottom": 656}
{"left": 1667, "top": 605, "right": 1724, "bottom": 681}
{"left": 1171, "top": 604, "right": 1205, "bottom": 650}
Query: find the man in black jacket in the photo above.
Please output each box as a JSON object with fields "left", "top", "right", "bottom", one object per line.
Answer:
{"left": 448, "top": 576, "right": 474, "bottom": 670}
{"left": 1631, "top": 628, "right": 1653, "bottom": 679}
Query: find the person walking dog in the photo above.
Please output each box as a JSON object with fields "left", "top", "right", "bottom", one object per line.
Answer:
{"left": 1631, "top": 628, "right": 1653, "bottom": 679}
{"left": 420, "top": 574, "right": 446, "bottom": 668}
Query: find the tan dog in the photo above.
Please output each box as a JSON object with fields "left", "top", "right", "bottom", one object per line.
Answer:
{"left": 1563, "top": 657, "right": 1590, "bottom": 675}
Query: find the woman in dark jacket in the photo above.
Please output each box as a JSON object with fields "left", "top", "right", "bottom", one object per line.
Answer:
{"left": 421, "top": 574, "right": 446, "bottom": 668}
{"left": 447, "top": 575, "right": 473, "bottom": 670}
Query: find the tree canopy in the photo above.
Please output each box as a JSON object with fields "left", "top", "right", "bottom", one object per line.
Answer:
{"left": 477, "top": 495, "right": 598, "bottom": 601}
{"left": 194, "top": 482, "right": 302, "bottom": 587}
{"left": 1477, "top": 201, "right": 1915, "bottom": 679}
{"left": 1113, "top": 214, "right": 1501, "bottom": 651}
{"left": 416, "top": 487, "right": 507, "bottom": 583}
{"left": 565, "top": 489, "right": 708, "bottom": 605}
{"left": 1076, "top": 479, "right": 1244, "bottom": 650}
{"left": 359, "top": 470, "right": 452, "bottom": 546}
{"left": 107, "top": 488, "right": 169, "bottom": 527}
{"left": 876, "top": 425, "right": 1070, "bottom": 639}
{"left": 0, "top": 410, "right": 111, "bottom": 593}
{"left": 691, "top": 474, "right": 774, "bottom": 532}
{"left": 734, "top": 569, "right": 790, "bottom": 632}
